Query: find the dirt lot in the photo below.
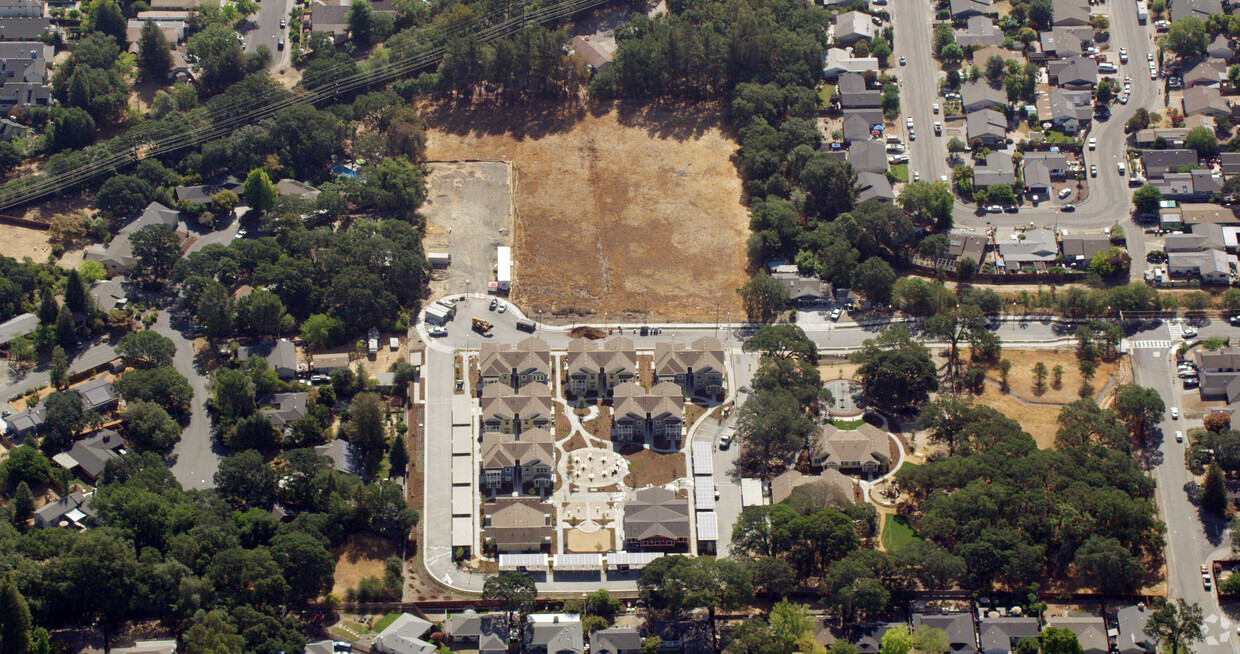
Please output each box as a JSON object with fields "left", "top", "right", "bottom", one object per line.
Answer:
{"left": 421, "top": 162, "right": 513, "bottom": 298}
{"left": 622, "top": 447, "right": 686, "bottom": 488}
{"left": 972, "top": 384, "right": 1063, "bottom": 449}
{"left": 970, "top": 348, "right": 1124, "bottom": 404}
{"left": 331, "top": 532, "right": 397, "bottom": 598}
{"left": 0, "top": 223, "right": 86, "bottom": 268}
{"left": 423, "top": 100, "right": 749, "bottom": 322}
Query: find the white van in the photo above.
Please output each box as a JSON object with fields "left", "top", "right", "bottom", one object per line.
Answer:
{"left": 1098, "top": 63, "right": 1118, "bottom": 74}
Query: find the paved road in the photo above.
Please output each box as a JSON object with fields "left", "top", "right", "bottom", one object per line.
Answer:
{"left": 1133, "top": 319, "right": 1236, "bottom": 654}
{"left": 240, "top": 0, "right": 294, "bottom": 70}
{"left": 157, "top": 310, "right": 221, "bottom": 490}
{"left": 891, "top": 0, "right": 950, "bottom": 186}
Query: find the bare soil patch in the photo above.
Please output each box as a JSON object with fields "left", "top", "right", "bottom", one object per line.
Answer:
{"left": 969, "top": 348, "right": 1122, "bottom": 404}
{"left": 331, "top": 532, "right": 397, "bottom": 597}
{"left": 565, "top": 527, "right": 612, "bottom": 553}
{"left": 637, "top": 354, "right": 653, "bottom": 388}
{"left": 423, "top": 100, "right": 749, "bottom": 323}
{"left": 818, "top": 361, "right": 862, "bottom": 382}
{"left": 684, "top": 403, "right": 706, "bottom": 427}
{"left": 622, "top": 447, "right": 686, "bottom": 488}
{"left": 582, "top": 408, "right": 613, "bottom": 442}
{"left": 0, "top": 223, "right": 86, "bottom": 268}
{"left": 972, "top": 384, "right": 1063, "bottom": 449}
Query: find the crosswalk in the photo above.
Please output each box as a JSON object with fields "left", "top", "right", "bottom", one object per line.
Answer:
{"left": 1168, "top": 321, "right": 1186, "bottom": 339}
{"left": 1122, "top": 339, "right": 1173, "bottom": 351}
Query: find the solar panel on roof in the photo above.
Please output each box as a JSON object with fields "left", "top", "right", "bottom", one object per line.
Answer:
{"left": 694, "top": 481, "right": 715, "bottom": 510}
{"left": 696, "top": 511, "right": 718, "bottom": 540}
{"left": 691, "top": 442, "right": 714, "bottom": 475}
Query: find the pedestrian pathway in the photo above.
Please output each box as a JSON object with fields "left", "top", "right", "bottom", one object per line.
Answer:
{"left": 1123, "top": 339, "right": 1173, "bottom": 351}
{"left": 1169, "top": 320, "right": 1186, "bottom": 340}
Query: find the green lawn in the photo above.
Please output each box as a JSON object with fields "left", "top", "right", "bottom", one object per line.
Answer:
{"left": 1041, "top": 130, "right": 1079, "bottom": 145}
{"left": 889, "top": 163, "right": 908, "bottom": 182}
{"left": 373, "top": 613, "right": 402, "bottom": 633}
{"left": 818, "top": 83, "right": 836, "bottom": 104}
{"left": 898, "top": 461, "right": 918, "bottom": 476}
{"left": 831, "top": 417, "right": 866, "bottom": 429}
{"left": 881, "top": 514, "right": 920, "bottom": 552}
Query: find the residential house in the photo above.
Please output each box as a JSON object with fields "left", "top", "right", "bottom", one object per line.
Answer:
{"left": 1184, "top": 58, "right": 1227, "bottom": 88}
{"left": 950, "top": 0, "right": 991, "bottom": 18}
{"left": 445, "top": 611, "right": 511, "bottom": 654}
{"left": 842, "top": 112, "right": 873, "bottom": 143}
{"left": 822, "top": 48, "right": 879, "bottom": 79}
{"left": 481, "top": 382, "right": 552, "bottom": 435}
{"left": 77, "top": 377, "right": 119, "bottom": 412}
{"left": 1047, "top": 56, "right": 1098, "bottom": 88}
{"left": 848, "top": 139, "right": 889, "bottom": 174}
{"left": 1038, "top": 88, "right": 1093, "bottom": 134}
{"left": 0, "top": 311, "right": 36, "bottom": 350}
{"left": 808, "top": 422, "right": 891, "bottom": 474}
{"left": 373, "top": 614, "right": 437, "bottom": 654}
{"left": 978, "top": 618, "right": 1039, "bottom": 654}
{"left": 84, "top": 202, "right": 182, "bottom": 276}
{"left": 652, "top": 337, "right": 725, "bottom": 397}
{"left": 1039, "top": 26, "right": 1093, "bottom": 58}
{"left": 856, "top": 171, "right": 896, "bottom": 203}
{"left": 912, "top": 613, "right": 978, "bottom": 654}
{"left": 852, "top": 624, "right": 905, "bottom": 654}
{"left": 305, "top": 642, "right": 335, "bottom": 654}
{"left": 566, "top": 336, "right": 637, "bottom": 397}
{"left": 1023, "top": 152, "right": 1069, "bottom": 180}
{"left": 966, "top": 109, "right": 1007, "bottom": 146}
{"left": 1115, "top": 605, "right": 1156, "bottom": 654}
{"left": 947, "top": 232, "right": 989, "bottom": 264}
{"left": 126, "top": 19, "right": 180, "bottom": 45}
{"left": 89, "top": 277, "right": 129, "bottom": 313}
{"left": 838, "top": 72, "right": 881, "bottom": 109}
{"left": 1134, "top": 127, "right": 1192, "bottom": 147}
{"left": 2, "top": 403, "right": 41, "bottom": 441}
{"left": 0, "top": 0, "right": 43, "bottom": 18}
{"left": 1183, "top": 85, "right": 1230, "bottom": 116}
{"left": 0, "top": 116, "right": 26, "bottom": 139}
{"left": 3, "top": 378, "right": 117, "bottom": 441}
{"left": 0, "top": 17, "right": 50, "bottom": 40}
{"left": 1171, "top": 0, "right": 1221, "bottom": 22}
{"left": 1221, "top": 152, "right": 1240, "bottom": 177}
{"left": 174, "top": 174, "right": 242, "bottom": 204}
{"left": 961, "top": 79, "right": 1007, "bottom": 113}
{"left": 1043, "top": 617, "right": 1108, "bottom": 654}
{"left": 258, "top": 392, "right": 308, "bottom": 430}
{"left": 571, "top": 35, "right": 613, "bottom": 74}
{"left": 1196, "top": 347, "right": 1240, "bottom": 401}
{"left": 1052, "top": 0, "right": 1090, "bottom": 25}
{"left": 237, "top": 339, "right": 297, "bottom": 379}
{"left": 1165, "top": 222, "right": 1226, "bottom": 251}
{"left": 526, "top": 615, "right": 584, "bottom": 654}
{"left": 0, "top": 42, "right": 53, "bottom": 110}
{"left": 1060, "top": 234, "right": 1112, "bottom": 267}
{"left": 34, "top": 490, "right": 96, "bottom": 529}
{"left": 772, "top": 268, "right": 833, "bottom": 305}
{"left": 1168, "top": 249, "right": 1233, "bottom": 283}
{"left": 770, "top": 467, "right": 857, "bottom": 504}
{"left": 834, "top": 11, "right": 875, "bottom": 45}
{"left": 275, "top": 179, "right": 321, "bottom": 200}
{"left": 591, "top": 628, "right": 642, "bottom": 654}
{"left": 998, "top": 228, "right": 1059, "bottom": 267}
{"left": 111, "top": 641, "right": 177, "bottom": 654}
{"left": 1208, "top": 34, "right": 1234, "bottom": 60}
{"left": 53, "top": 429, "right": 125, "bottom": 481}
{"left": 972, "top": 46, "right": 1025, "bottom": 67}
{"left": 314, "top": 439, "right": 362, "bottom": 476}
{"left": 623, "top": 486, "right": 691, "bottom": 551}
{"left": 482, "top": 497, "right": 554, "bottom": 552}
{"left": 956, "top": 16, "right": 1003, "bottom": 47}
{"left": 612, "top": 381, "right": 684, "bottom": 446}
{"left": 480, "top": 427, "right": 554, "bottom": 495}
{"left": 1155, "top": 170, "right": 1222, "bottom": 200}
{"left": 1142, "top": 149, "right": 1198, "bottom": 177}
{"left": 311, "top": 352, "right": 350, "bottom": 372}
{"left": 1180, "top": 203, "right": 1239, "bottom": 225}
{"left": 974, "top": 151, "right": 1015, "bottom": 187}
{"left": 479, "top": 337, "right": 552, "bottom": 389}
{"left": 310, "top": 4, "right": 350, "bottom": 37}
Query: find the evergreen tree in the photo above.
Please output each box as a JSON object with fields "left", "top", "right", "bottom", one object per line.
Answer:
{"left": 36, "top": 289, "right": 57, "bottom": 326}
{"left": 137, "top": 19, "right": 173, "bottom": 81}
{"left": 0, "top": 575, "right": 32, "bottom": 654}
{"left": 64, "top": 269, "right": 88, "bottom": 314}
{"left": 90, "top": 0, "right": 127, "bottom": 48}
{"left": 1202, "top": 462, "right": 1229, "bottom": 516}
{"left": 11, "top": 481, "right": 33, "bottom": 530}
{"left": 388, "top": 433, "right": 408, "bottom": 477}
{"left": 55, "top": 305, "right": 76, "bottom": 350}
{"left": 49, "top": 346, "right": 67, "bottom": 390}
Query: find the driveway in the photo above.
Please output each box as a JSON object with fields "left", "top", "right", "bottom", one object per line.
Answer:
{"left": 154, "top": 310, "right": 222, "bottom": 490}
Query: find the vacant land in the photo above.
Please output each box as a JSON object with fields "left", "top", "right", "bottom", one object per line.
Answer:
{"left": 968, "top": 348, "right": 1123, "bottom": 404}
{"left": 331, "top": 532, "right": 397, "bottom": 598}
{"left": 622, "top": 447, "right": 686, "bottom": 488}
{"left": 421, "top": 162, "right": 513, "bottom": 298}
{"left": 424, "top": 100, "right": 749, "bottom": 322}
{"left": 0, "top": 223, "right": 85, "bottom": 267}
{"left": 973, "top": 384, "right": 1063, "bottom": 449}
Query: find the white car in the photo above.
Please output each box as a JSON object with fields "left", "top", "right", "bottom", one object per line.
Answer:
{"left": 1119, "top": 47, "right": 1128, "bottom": 62}
{"left": 1171, "top": 407, "right": 1180, "bottom": 420}
{"left": 1088, "top": 137, "right": 1096, "bottom": 150}
{"left": 428, "top": 326, "right": 448, "bottom": 337}
{"left": 1150, "top": 67, "right": 1158, "bottom": 79}
{"left": 1118, "top": 162, "right": 1126, "bottom": 175}
{"left": 1120, "top": 93, "right": 1129, "bottom": 104}
{"left": 1058, "top": 187, "right": 1073, "bottom": 199}
{"left": 1183, "top": 327, "right": 1198, "bottom": 339}
{"left": 497, "top": 303, "right": 506, "bottom": 313}
{"left": 1176, "top": 431, "right": 1184, "bottom": 443}
{"left": 913, "top": 171, "right": 920, "bottom": 181}
{"left": 1147, "top": 52, "right": 1154, "bottom": 61}
{"left": 830, "top": 308, "right": 843, "bottom": 321}
{"left": 933, "top": 103, "right": 940, "bottom": 114}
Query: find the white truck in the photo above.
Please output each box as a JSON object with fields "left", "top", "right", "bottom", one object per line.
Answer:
{"left": 1137, "top": 2, "right": 1148, "bottom": 23}
{"left": 367, "top": 327, "right": 379, "bottom": 355}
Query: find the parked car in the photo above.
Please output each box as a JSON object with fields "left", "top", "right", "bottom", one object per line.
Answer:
{"left": 429, "top": 326, "right": 448, "bottom": 337}
{"left": 1119, "top": 47, "right": 1128, "bottom": 62}
{"left": 1176, "top": 431, "right": 1184, "bottom": 442}
{"left": 1120, "top": 93, "right": 1129, "bottom": 104}
{"left": 1117, "top": 161, "right": 1126, "bottom": 175}
{"left": 489, "top": 298, "right": 498, "bottom": 310}
{"left": 280, "top": 17, "right": 286, "bottom": 28}
{"left": 1088, "top": 137, "right": 1096, "bottom": 150}
{"left": 933, "top": 103, "right": 940, "bottom": 114}
{"left": 1183, "top": 327, "right": 1198, "bottom": 339}
{"left": 1061, "top": 204, "right": 1076, "bottom": 212}
{"left": 1171, "top": 407, "right": 1180, "bottom": 419}
{"left": 497, "top": 303, "right": 507, "bottom": 313}
{"left": 1003, "top": 205, "right": 1018, "bottom": 213}
{"left": 830, "top": 308, "right": 843, "bottom": 321}
{"left": 1090, "top": 164, "right": 1097, "bottom": 177}
{"left": 912, "top": 170, "right": 919, "bottom": 181}
{"left": 986, "top": 205, "right": 1003, "bottom": 213}
{"left": 934, "top": 122, "right": 942, "bottom": 135}
{"left": 719, "top": 432, "right": 731, "bottom": 449}
{"left": 1058, "top": 187, "right": 1073, "bottom": 199}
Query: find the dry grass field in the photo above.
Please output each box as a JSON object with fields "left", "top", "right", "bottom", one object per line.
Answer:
{"left": 331, "top": 533, "right": 397, "bottom": 597}
{"left": 423, "top": 100, "right": 750, "bottom": 323}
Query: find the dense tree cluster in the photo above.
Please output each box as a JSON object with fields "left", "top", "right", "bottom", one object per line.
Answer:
{"left": 900, "top": 403, "right": 1161, "bottom": 592}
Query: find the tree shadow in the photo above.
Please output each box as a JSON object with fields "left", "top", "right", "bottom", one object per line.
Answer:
{"left": 420, "top": 98, "right": 726, "bottom": 144}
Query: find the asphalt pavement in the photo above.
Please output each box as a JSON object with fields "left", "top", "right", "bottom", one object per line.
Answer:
{"left": 157, "top": 310, "right": 221, "bottom": 490}
{"left": 240, "top": 0, "right": 294, "bottom": 70}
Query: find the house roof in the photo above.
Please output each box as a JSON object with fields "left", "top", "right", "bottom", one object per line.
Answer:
{"left": 838, "top": 72, "right": 882, "bottom": 108}
{"left": 770, "top": 467, "right": 856, "bottom": 504}
{"left": 950, "top": 0, "right": 991, "bottom": 17}
{"left": 482, "top": 382, "right": 553, "bottom": 425}
{"left": 1115, "top": 605, "right": 1155, "bottom": 654}
{"left": 526, "top": 614, "right": 584, "bottom": 654}
{"left": 809, "top": 422, "right": 890, "bottom": 467}
{"left": 1209, "top": 34, "right": 1234, "bottom": 58}
{"left": 238, "top": 339, "right": 297, "bottom": 374}
{"left": 258, "top": 392, "right": 308, "bottom": 428}
{"left": 1024, "top": 161, "right": 1052, "bottom": 189}
{"left": 1052, "top": 0, "right": 1090, "bottom": 24}
{"left": 1061, "top": 234, "right": 1111, "bottom": 262}
{"left": 305, "top": 641, "right": 336, "bottom": 654}
{"left": 311, "top": 3, "right": 350, "bottom": 33}
{"left": 571, "top": 35, "right": 613, "bottom": 70}
{"left": 1181, "top": 203, "right": 1239, "bottom": 224}
{"left": 1183, "top": 85, "right": 1229, "bottom": 116}
{"left": 956, "top": 15, "right": 1003, "bottom": 47}
{"left": 948, "top": 232, "right": 989, "bottom": 263}
{"left": 1048, "top": 55, "right": 1098, "bottom": 86}
{"left": 1041, "top": 88, "right": 1093, "bottom": 123}
{"left": 275, "top": 178, "right": 321, "bottom": 200}
{"left": 972, "top": 46, "right": 1024, "bottom": 66}
{"left": 1184, "top": 58, "right": 1226, "bottom": 85}
{"left": 822, "top": 48, "right": 879, "bottom": 77}
{"left": 855, "top": 171, "right": 895, "bottom": 203}
{"left": 852, "top": 623, "right": 904, "bottom": 654}
{"left": 312, "top": 352, "right": 350, "bottom": 370}
{"left": 480, "top": 337, "right": 552, "bottom": 380}
{"left": 484, "top": 497, "right": 554, "bottom": 550}
{"left": 1165, "top": 222, "right": 1226, "bottom": 251}
{"left": 979, "top": 618, "right": 1039, "bottom": 653}
{"left": 1222, "top": 152, "right": 1240, "bottom": 177}
{"left": 0, "top": 311, "right": 36, "bottom": 345}
{"left": 34, "top": 490, "right": 95, "bottom": 528}
{"left": 314, "top": 439, "right": 362, "bottom": 476}
{"left": 0, "top": 17, "right": 51, "bottom": 41}
{"left": 653, "top": 337, "right": 724, "bottom": 378}
{"left": 834, "top": 11, "right": 876, "bottom": 42}
{"left": 999, "top": 228, "right": 1058, "bottom": 263}
{"left": 374, "top": 614, "right": 436, "bottom": 654}
{"left": 613, "top": 381, "right": 684, "bottom": 423}
{"left": 62, "top": 429, "right": 125, "bottom": 479}
{"left": 842, "top": 113, "right": 872, "bottom": 141}
{"left": 481, "top": 427, "right": 555, "bottom": 471}
{"left": 974, "top": 151, "right": 1015, "bottom": 187}
{"left": 772, "top": 270, "right": 832, "bottom": 300}
{"left": 447, "top": 612, "right": 510, "bottom": 653}
{"left": 848, "top": 140, "right": 889, "bottom": 173}
{"left": 1171, "top": 0, "right": 1221, "bottom": 22}
{"left": 961, "top": 79, "right": 1006, "bottom": 110}
{"left": 966, "top": 109, "right": 1006, "bottom": 141}
{"left": 913, "top": 613, "right": 977, "bottom": 654}
{"left": 592, "top": 628, "right": 642, "bottom": 654}
{"left": 624, "top": 486, "right": 691, "bottom": 542}
{"left": 1039, "top": 26, "right": 1092, "bottom": 56}
{"left": 566, "top": 336, "right": 636, "bottom": 380}
{"left": 1044, "top": 617, "right": 1108, "bottom": 654}
{"left": 76, "top": 377, "right": 118, "bottom": 411}
{"left": 1168, "top": 248, "right": 1231, "bottom": 276}
{"left": 110, "top": 640, "right": 177, "bottom": 654}
{"left": 89, "top": 277, "right": 128, "bottom": 312}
